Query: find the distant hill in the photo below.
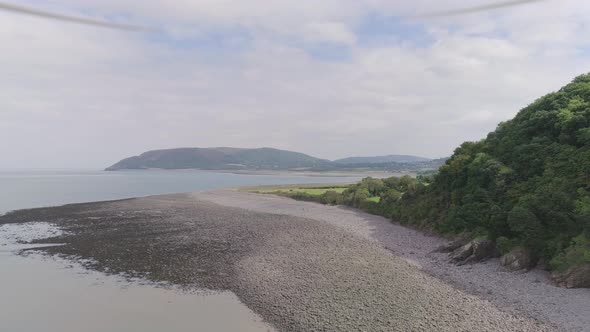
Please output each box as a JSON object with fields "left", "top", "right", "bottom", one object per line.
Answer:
{"left": 334, "top": 155, "right": 431, "bottom": 164}
{"left": 107, "top": 147, "right": 446, "bottom": 173}
{"left": 106, "top": 147, "right": 332, "bottom": 171}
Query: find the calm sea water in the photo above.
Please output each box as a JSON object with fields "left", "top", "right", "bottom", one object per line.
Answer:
{"left": 0, "top": 223, "right": 276, "bottom": 332}
{"left": 0, "top": 169, "right": 357, "bottom": 214}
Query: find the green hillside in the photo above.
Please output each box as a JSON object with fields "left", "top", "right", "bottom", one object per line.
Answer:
{"left": 106, "top": 147, "right": 331, "bottom": 170}
{"left": 106, "top": 147, "right": 444, "bottom": 172}
{"left": 396, "top": 74, "right": 590, "bottom": 273}
{"left": 227, "top": 148, "right": 331, "bottom": 169}
{"left": 271, "top": 74, "right": 590, "bottom": 285}
{"left": 334, "top": 155, "right": 431, "bottom": 164}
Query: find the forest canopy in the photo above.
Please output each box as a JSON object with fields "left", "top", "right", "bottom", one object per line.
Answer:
{"left": 276, "top": 74, "right": 590, "bottom": 273}
{"left": 398, "top": 74, "right": 590, "bottom": 271}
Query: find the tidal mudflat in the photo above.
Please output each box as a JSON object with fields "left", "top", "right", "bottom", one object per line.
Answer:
{"left": 0, "top": 194, "right": 559, "bottom": 332}
{"left": 0, "top": 223, "right": 274, "bottom": 332}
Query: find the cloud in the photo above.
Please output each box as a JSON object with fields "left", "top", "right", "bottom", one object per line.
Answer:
{"left": 302, "top": 22, "right": 357, "bottom": 45}
{"left": 1, "top": 0, "right": 590, "bottom": 168}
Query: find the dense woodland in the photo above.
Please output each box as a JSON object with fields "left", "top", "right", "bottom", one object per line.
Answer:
{"left": 285, "top": 74, "right": 590, "bottom": 274}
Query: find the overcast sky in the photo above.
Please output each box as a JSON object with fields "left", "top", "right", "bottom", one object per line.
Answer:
{"left": 1, "top": 0, "right": 590, "bottom": 168}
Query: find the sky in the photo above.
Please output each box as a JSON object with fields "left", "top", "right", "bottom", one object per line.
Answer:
{"left": 1, "top": 0, "right": 590, "bottom": 168}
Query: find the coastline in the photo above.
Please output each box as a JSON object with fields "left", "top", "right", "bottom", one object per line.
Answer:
{"left": 107, "top": 168, "right": 410, "bottom": 179}
{"left": 212, "top": 169, "right": 413, "bottom": 178}
{"left": 0, "top": 190, "right": 586, "bottom": 331}
{"left": 0, "top": 222, "right": 274, "bottom": 332}
{"left": 199, "top": 190, "right": 590, "bottom": 332}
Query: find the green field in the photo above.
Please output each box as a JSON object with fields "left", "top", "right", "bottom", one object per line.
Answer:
{"left": 245, "top": 186, "right": 348, "bottom": 195}
{"left": 243, "top": 184, "right": 381, "bottom": 203}
{"left": 366, "top": 196, "right": 381, "bottom": 203}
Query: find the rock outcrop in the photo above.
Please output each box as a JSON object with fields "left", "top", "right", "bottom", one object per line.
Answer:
{"left": 434, "top": 234, "right": 471, "bottom": 253}
{"left": 449, "top": 239, "right": 497, "bottom": 265}
{"left": 552, "top": 264, "right": 590, "bottom": 288}
{"left": 500, "top": 247, "right": 535, "bottom": 271}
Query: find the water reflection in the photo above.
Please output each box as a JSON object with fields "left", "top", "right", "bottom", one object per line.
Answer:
{"left": 0, "top": 223, "right": 274, "bottom": 332}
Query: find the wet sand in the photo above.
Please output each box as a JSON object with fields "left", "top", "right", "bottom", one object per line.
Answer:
{"left": 0, "top": 223, "right": 274, "bottom": 332}
{"left": 0, "top": 192, "right": 564, "bottom": 332}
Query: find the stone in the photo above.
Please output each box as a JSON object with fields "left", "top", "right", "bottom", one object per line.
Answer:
{"left": 434, "top": 234, "right": 471, "bottom": 253}
{"left": 449, "top": 239, "right": 496, "bottom": 265}
{"left": 500, "top": 247, "right": 534, "bottom": 271}
{"left": 552, "top": 264, "right": 590, "bottom": 288}
{"left": 471, "top": 239, "right": 497, "bottom": 260}
{"left": 449, "top": 242, "right": 473, "bottom": 263}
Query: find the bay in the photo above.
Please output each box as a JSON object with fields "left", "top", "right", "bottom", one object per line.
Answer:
{"left": 0, "top": 169, "right": 357, "bottom": 214}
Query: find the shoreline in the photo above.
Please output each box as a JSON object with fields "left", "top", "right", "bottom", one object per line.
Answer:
{"left": 198, "top": 190, "right": 590, "bottom": 332}
{"left": 213, "top": 169, "right": 413, "bottom": 178}
{"left": 0, "top": 222, "right": 273, "bottom": 332}
{"left": 106, "top": 168, "right": 410, "bottom": 178}
{"left": 0, "top": 190, "right": 587, "bottom": 331}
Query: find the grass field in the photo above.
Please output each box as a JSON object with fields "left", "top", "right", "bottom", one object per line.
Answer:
{"left": 243, "top": 185, "right": 381, "bottom": 203}
{"left": 245, "top": 186, "right": 348, "bottom": 195}
{"left": 367, "top": 196, "right": 381, "bottom": 203}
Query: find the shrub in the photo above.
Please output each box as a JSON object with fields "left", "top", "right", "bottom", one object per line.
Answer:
{"left": 496, "top": 236, "right": 519, "bottom": 255}
{"left": 320, "top": 191, "right": 342, "bottom": 205}
{"left": 549, "top": 233, "right": 590, "bottom": 272}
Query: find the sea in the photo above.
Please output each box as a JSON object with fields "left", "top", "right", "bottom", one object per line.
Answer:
{"left": 0, "top": 169, "right": 358, "bottom": 214}
{"left": 0, "top": 169, "right": 357, "bottom": 332}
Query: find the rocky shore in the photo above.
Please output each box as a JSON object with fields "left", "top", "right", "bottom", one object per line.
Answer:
{"left": 200, "top": 190, "right": 590, "bottom": 332}
{"left": 0, "top": 191, "right": 586, "bottom": 331}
